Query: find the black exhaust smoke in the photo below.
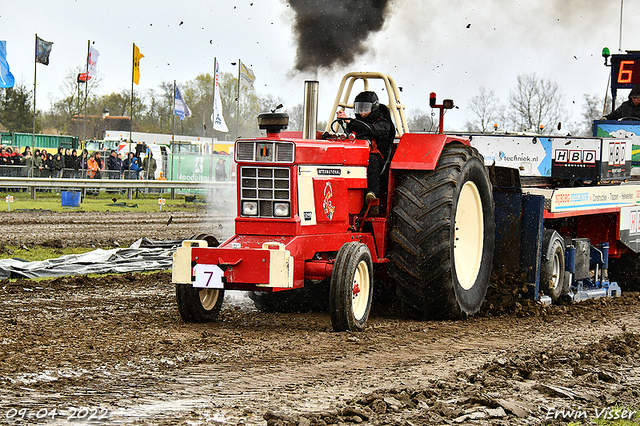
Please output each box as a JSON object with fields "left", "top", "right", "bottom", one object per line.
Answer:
{"left": 288, "top": 0, "right": 392, "bottom": 71}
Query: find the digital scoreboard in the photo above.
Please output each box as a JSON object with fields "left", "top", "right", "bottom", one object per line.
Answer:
{"left": 611, "top": 54, "right": 640, "bottom": 89}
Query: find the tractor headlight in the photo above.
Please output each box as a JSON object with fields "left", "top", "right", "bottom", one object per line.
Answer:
{"left": 242, "top": 201, "right": 258, "bottom": 216}
{"left": 273, "top": 202, "right": 290, "bottom": 217}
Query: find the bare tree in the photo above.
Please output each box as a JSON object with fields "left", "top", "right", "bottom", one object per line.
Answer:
{"left": 465, "top": 87, "right": 502, "bottom": 132}
{"left": 507, "top": 73, "right": 565, "bottom": 134}
{"left": 407, "top": 109, "right": 437, "bottom": 132}
{"left": 41, "top": 68, "right": 103, "bottom": 135}
{"left": 286, "top": 103, "right": 304, "bottom": 131}
{"left": 579, "top": 93, "right": 605, "bottom": 136}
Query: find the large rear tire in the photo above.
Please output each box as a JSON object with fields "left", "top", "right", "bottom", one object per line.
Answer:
{"left": 388, "top": 144, "right": 494, "bottom": 319}
{"left": 609, "top": 253, "right": 640, "bottom": 291}
{"left": 248, "top": 281, "right": 330, "bottom": 313}
{"left": 330, "top": 242, "right": 373, "bottom": 332}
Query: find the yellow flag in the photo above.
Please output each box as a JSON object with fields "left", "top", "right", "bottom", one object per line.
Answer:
{"left": 133, "top": 44, "right": 144, "bottom": 85}
{"left": 239, "top": 60, "right": 255, "bottom": 88}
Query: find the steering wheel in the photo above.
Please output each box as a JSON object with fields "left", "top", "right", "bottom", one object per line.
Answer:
{"left": 619, "top": 117, "right": 640, "bottom": 121}
{"left": 330, "top": 118, "right": 374, "bottom": 136}
{"left": 331, "top": 118, "right": 348, "bottom": 134}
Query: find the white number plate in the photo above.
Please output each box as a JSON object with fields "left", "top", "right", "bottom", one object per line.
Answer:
{"left": 193, "top": 264, "right": 224, "bottom": 289}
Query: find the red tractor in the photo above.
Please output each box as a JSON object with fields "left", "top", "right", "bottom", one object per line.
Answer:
{"left": 172, "top": 72, "right": 496, "bottom": 331}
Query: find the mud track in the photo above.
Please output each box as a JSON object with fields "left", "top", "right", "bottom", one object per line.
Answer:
{"left": 0, "top": 208, "right": 235, "bottom": 248}
{"left": 0, "top": 211, "right": 639, "bottom": 425}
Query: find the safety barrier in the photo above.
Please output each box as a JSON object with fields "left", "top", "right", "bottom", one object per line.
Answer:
{"left": 0, "top": 166, "right": 167, "bottom": 180}
{"left": 0, "top": 176, "right": 234, "bottom": 199}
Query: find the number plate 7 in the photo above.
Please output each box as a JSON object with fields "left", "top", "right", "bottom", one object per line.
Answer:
{"left": 193, "top": 264, "right": 224, "bottom": 289}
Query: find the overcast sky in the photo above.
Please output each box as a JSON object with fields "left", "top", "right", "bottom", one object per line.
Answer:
{"left": 1, "top": 0, "right": 637, "bottom": 132}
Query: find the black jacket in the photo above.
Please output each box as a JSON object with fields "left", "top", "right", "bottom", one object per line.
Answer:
{"left": 606, "top": 85, "right": 640, "bottom": 120}
{"left": 346, "top": 104, "right": 395, "bottom": 160}
{"left": 64, "top": 154, "right": 75, "bottom": 170}
{"left": 107, "top": 155, "right": 122, "bottom": 172}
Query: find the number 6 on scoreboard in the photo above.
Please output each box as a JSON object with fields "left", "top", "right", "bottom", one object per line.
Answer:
{"left": 618, "top": 60, "right": 634, "bottom": 84}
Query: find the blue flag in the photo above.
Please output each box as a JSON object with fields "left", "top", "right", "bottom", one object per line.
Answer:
{"left": 0, "top": 41, "right": 15, "bottom": 88}
{"left": 173, "top": 84, "right": 191, "bottom": 121}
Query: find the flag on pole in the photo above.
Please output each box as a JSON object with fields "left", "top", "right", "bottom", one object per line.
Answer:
{"left": 174, "top": 84, "right": 191, "bottom": 120}
{"left": 78, "top": 45, "right": 100, "bottom": 82}
{"left": 133, "top": 44, "right": 144, "bottom": 85}
{"left": 0, "top": 41, "right": 15, "bottom": 88}
{"left": 212, "top": 60, "right": 229, "bottom": 132}
{"left": 239, "top": 60, "right": 255, "bottom": 88}
{"left": 35, "top": 36, "right": 53, "bottom": 65}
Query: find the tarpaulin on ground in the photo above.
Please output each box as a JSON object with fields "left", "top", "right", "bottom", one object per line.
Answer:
{"left": 0, "top": 238, "right": 183, "bottom": 279}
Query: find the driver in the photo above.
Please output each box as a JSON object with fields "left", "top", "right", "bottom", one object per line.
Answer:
{"left": 605, "top": 84, "right": 640, "bottom": 120}
{"left": 336, "top": 91, "right": 394, "bottom": 215}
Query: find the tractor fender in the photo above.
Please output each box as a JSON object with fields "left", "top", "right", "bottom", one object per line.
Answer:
{"left": 390, "top": 134, "right": 470, "bottom": 171}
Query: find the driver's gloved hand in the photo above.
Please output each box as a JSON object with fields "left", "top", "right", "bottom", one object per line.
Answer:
{"left": 348, "top": 120, "right": 371, "bottom": 137}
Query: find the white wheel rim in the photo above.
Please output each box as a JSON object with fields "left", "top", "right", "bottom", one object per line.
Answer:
{"left": 199, "top": 289, "right": 221, "bottom": 311}
{"left": 454, "top": 181, "right": 484, "bottom": 291}
{"left": 351, "top": 260, "right": 370, "bottom": 321}
{"left": 550, "top": 249, "right": 562, "bottom": 291}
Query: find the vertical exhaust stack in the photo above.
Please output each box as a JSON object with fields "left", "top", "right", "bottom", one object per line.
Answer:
{"left": 302, "top": 80, "right": 319, "bottom": 140}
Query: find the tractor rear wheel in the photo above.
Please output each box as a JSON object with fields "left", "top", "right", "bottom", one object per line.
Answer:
{"left": 388, "top": 144, "right": 494, "bottom": 319}
{"left": 609, "top": 253, "right": 640, "bottom": 291}
{"left": 330, "top": 242, "right": 373, "bottom": 332}
{"left": 248, "top": 281, "right": 329, "bottom": 313}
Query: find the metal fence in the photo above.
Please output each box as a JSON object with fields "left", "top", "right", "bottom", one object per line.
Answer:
{"left": 0, "top": 166, "right": 145, "bottom": 180}
{"left": 0, "top": 173, "right": 234, "bottom": 200}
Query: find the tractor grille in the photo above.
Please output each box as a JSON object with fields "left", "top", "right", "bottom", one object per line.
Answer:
{"left": 240, "top": 166, "right": 291, "bottom": 218}
{"left": 236, "top": 141, "right": 295, "bottom": 163}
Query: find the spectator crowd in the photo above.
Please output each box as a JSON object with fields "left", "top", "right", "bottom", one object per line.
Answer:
{"left": 0, "top": 145, "right": 156, "bottom": 180}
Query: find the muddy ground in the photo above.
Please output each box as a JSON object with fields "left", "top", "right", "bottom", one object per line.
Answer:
{"left": 0, "top": 210, "right": 639, "bottom": 425}
{"left": 0, "top": 205, "right": 235, "bottom": 248}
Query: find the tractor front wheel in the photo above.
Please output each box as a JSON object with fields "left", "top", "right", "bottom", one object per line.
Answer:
{"left": 330, "top": 242, "right": 373, "bottom": 332}
{"left": 176, "top": 285, "right": 224, "bottom": 323}
{"left": 176, "top": 234, "right": 224, "bottom": 323}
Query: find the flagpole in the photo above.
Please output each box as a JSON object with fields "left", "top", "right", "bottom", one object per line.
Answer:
{"left": 237, "top": 59, "right": 241, "bottom": 138}
{"left": 76, "top": 76, "right": 80, "bottom": 141}
{"left": 619, "top": 0, "right": 624, "bottom": 52}
{"left": 130, "top": 43, "right": 134, "bottom": 145}
{"left": 31, "top": 34, "right": 37, "bottom": 185}
{"left": 172, "top": 80, "right": 175, "bottom": 180}
{"left": 83, "top": 40, "right": 89, "bottom": 144}
{"left": 210, "top": 58, "right": 216, "bottom": 182}
{"left": 177, "top": 82, "right": 181, "bottom": 180}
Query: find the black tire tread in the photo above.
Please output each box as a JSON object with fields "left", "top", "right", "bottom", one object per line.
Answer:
{"left": 330, "top": 242, "right": 373, "bottom": 332}
{"left": 248, "top": 282, "right": 330, "bottom": 313}
{"left": 388, "top": 144, "right": 494, "bottom": 319}
{"left": 609, "top": 254, "right": 640, "bottom": 291}
{"left": 176, "top": 285, "right": 224, "bottom": 323}
{"left": 175, "top": 234, "right": 223, "bottom": 323}
{"left": 541, "top": 230, "right": 565, "bottom": 301}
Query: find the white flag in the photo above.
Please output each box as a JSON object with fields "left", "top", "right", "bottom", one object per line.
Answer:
{"left": 174, "top": 84, "right": 191, "bottom": 120}
{"left": 212, "top": 61, "right": 228, "bottom": 132}
{"left": 87, "top": 46, "right": 99, "bottom": 78}
{"left": 79, "top": 45, "right": 99, "bottom": 82}
{"left": 239, "top": 60, "right": 255, "bottom": 88}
